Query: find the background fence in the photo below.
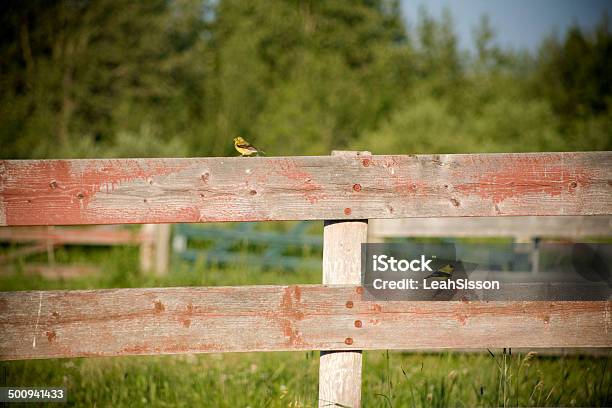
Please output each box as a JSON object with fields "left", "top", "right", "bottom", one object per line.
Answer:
{"left": 173, "top": 221, "right": 322, "bottom": 270}
{"left": 1, "top": 151, "right": 611, "bottom": 407}
{"left": 0, "top": 224, "right": 169, "bottom": 276}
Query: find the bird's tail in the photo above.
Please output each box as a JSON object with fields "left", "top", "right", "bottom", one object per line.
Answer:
{"left": 257, "top": 150, "right": 266, "bottom": 156}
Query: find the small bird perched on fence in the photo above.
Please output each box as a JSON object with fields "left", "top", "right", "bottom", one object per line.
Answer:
{"left": 234, "top": 136, "right": 265, "bottom": 156}
{"left": 425, "top": 263, "right": 454, "bottom": 280}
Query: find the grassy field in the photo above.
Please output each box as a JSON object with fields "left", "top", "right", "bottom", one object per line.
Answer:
{"left": 1, "top": 238, "right": 611, "bottom": 407}
{"left": 2, "top": 348, "right": 610, "bottom": 407}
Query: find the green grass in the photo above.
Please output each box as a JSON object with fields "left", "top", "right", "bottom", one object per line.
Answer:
{"left": 1, "top": 244, "right": 611, "bottom": 407}
{"left": 2, "top": 351, "right": 610, "bottom": 407}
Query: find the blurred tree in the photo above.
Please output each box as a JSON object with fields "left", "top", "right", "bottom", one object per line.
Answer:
{"left": 212, "top": 0, "right": 408, "bottom": 155}
{"left": 0, "top": 1, "right": 609, "bottom": 159}
{"left": 358, "top": 9, "right": 564, "bottom": 154}
{"left": 0, "top": 0, "right": 210, "bottom": 158}
{"left": 534, "top": 14, "right": 612, "bottom": 150}
{"left": 536, "top": 16, "right": 612, "bottom": 120}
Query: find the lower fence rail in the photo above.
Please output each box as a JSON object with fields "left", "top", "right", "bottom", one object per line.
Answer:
{"left": 0, "top": 285, "right": 609, "bottom": 361}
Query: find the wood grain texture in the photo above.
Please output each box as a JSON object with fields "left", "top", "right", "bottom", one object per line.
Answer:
{"left": 1, "top": 285, "right": 609, "bottom": 360}
{"left": 1, "top": 152, "right": 611, "bottom": 226}
{"left": 319, "top": 218, "right": 368, "bottom": 408}
{"left": 369, "top": 216, "right": 612, "bottom": 239}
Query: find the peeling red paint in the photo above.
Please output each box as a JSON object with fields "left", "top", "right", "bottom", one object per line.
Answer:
{"left": 1, "top": 159, "right": 192, "bottom": 225}
{"left": 454, "top": 156, "right": 596, "bottom": 205}
{"left": 82, "top": 160, "right": 188, "bottom": 197}
{"left": 2, "top": 160, "right": 72, "bottom": 225}
{"left": 375, "top": 156, "right": 429, "bottom": 195}
{"left": 274, "top": 159, "right": 323, "bottom": 204}
{"left": 394, "top": 182, "right": 425, "bottom": 195}
{"left": 120, "top": 345, "right": 150, "bottom": 354}
{"left": 175, "top": 206, "right": 202, "bottom": 222}
{"left": 278, "top": 285, "right": 305, "bottom": 346}
{"left": 120, "top": 343, "right": 223, "bottom": 355}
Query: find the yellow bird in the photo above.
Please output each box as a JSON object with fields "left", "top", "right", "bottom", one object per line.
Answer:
{"left": 234, "top": 136, "right": 265, "bottom": 156}
{"left": 425, "top": 263, "right": 455, "bottom": 280}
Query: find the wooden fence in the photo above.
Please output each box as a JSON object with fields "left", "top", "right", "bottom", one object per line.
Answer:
{"left": 0, "top": 224, "right": 170, "bottom": 275}
{"left": 1, "top": 151, "right": 611, "bottom": 407}
{"left": 369, "top": 216, "right": 612, "bottom": 240}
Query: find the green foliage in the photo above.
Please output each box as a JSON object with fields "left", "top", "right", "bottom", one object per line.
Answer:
{"left": 358, "top": 82, "right": 563, "bottom": 154}
{"left": 3, "top": 0, "right": 609, "bottom": 159}
{"left": 531, "top": 16, "right": 612, "bottom": 151}
{"left": 1, "top": 350, "right": 610, "bottom": 407}
{"left": 535, "top": 17, "right": 612, "bottom": 120}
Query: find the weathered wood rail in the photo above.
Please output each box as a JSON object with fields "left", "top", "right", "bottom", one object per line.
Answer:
{"left": 1, "top": 151, "right": 611, "bottom": 408}
{"left": 1, "top": 152, "right": 610, "bottom": 226}
{"left": 1, "top": 286, "right": 609, "bottom": 361}
{"left": 369, "top": 216, "right": 612, "bottom": 239}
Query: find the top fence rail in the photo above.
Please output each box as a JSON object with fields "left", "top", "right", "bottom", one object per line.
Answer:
{"left": 1, "top": 152, "right": 611, "bottom": 226}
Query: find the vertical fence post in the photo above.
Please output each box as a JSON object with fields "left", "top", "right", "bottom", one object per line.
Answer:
{"left": 139, "top": 224, "right": 155, "bottom": 273}
{"left": 154, "top": 224, "right": 171, "bottom": 276}
{"left": 139, "top": 224, "right": 171, "bottom": 276}
{"left": 318, "top": 151, "right": 368, "bottom": 408}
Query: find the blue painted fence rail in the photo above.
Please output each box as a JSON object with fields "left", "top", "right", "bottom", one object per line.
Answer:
{"left": 173, "top": 222, "right": 323, "bottom": 270}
